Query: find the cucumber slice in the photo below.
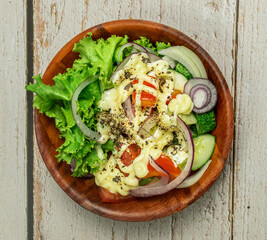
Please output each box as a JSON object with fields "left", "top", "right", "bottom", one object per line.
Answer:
{"left": 189, "top": 124, "right": 198, "bottom": 138}
{"left": 192, "top": 134, "right": 215, "bottom": 171}
{"left": 178, "top": 113, "right": 197, "bottom": 125}
{"left": 170, "top": 70, "right": 188, "bottom": 92}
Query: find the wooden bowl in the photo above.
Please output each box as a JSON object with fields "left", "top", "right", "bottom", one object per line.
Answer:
{"left": 35, "top": 20, "right": 234, "bottom": 221}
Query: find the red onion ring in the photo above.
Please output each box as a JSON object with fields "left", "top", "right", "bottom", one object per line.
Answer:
{"left": 109, "top": 53, "right": 162, "bottom": 83}
{"left": 71, "top": 75, "right": 102, "bottom": 142}
{"left": 138, "top": 112, "right": 158, "bottom": 139}
{"left": 144, "top": 47, "right": 157, "bottom": 55}
{"left": 122, "top": 96, "right": 135, "bottom": 122}
{"left": 137, "top": 156, "right": 169, "bottom": 189}
{"left": 184, "top": 78, "right": 218, "bottom": 114}
{"left": 190, "top": 84, "right": 211, "bottom": 109}
{"left": 176, "top": 160, "right": 211, "bottom": 188}
{"left": 69, "top": 159, "right": 94, "bottom": 179}
{"left": 131, "top": 116, "right": 194, "bottom": 197}
{"left": 116, "top": 42, "right": 147, "bottom": 65}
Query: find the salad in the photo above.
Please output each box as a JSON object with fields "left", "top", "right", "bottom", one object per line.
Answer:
{"left": 26, "top": 34, "right": 218, "bottom": 203}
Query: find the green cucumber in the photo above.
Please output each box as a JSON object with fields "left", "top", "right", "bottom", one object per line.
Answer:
{"left": 179, "top": 113, "right": 197, "bottom": 125}
{"left": 192, "top": 134, "right": 215, "bottom": 171}
{"left": 196, "top": 110, "right": 217, "bottom": 135}
{"left": 189, "top": 124, "right": 198, "bottom": 138}
{"left": 170, "top": 70, "right": 188, "bottom": 92}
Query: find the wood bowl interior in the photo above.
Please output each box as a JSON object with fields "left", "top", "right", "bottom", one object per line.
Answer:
{"left": 35, "top": 19, "right": 234, "bottom": 221}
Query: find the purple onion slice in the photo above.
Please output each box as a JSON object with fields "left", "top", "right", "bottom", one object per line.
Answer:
{"left": 69, "top": 159, "right": 94, "bottom": 179}
{"left": 190, "top": 84, "right": 211, "bottom": 109}
{"left": 109, "top": 52, "right": 162, "bottom": 82}
{"left": 176, "top": 160, "right": 211, "bottom": 188}
{"left": 130, "top": 116, "right": 194, "bottom": 197}
{"left": 71, "top": 75, "right": 102, "bottom": 142}
{"left": 138, "top": 112, "right": 158, "bottom": 139}
{"left": 146, "top": 52, "right": 162, "bottom": 62}
{"left": 144, "top": 47, "right": 157, "bottom": 55}
{"left": 116, "top": 42, "right": 147, "bottom": 65}
{"left": 122, "top": 96, "right": 135, "bottom": 122}
{"left": 184, "top": 78, "right": 218, "bottom": 114}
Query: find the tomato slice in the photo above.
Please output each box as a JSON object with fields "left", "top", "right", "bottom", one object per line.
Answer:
{"left": 144, "top": 153, "right": 181, "bottom": 181}
{"left": 166, "top": 90, "right": 182, "bottom": 105}
{"left": 120, "top": 144, "right": 141, "bottom": 166}
{"left": 144, "top": 161, "right": 168, "bottom": 178}
{"left": 132, "top": 91, "right": 157, "bottom": 107}
{"left": 132, "top": 79, "right": 157, "bottom": 107}
{"left": 156, "top": 153, "right": 181, "bottom": 181}
{"left": 132, "top": 79, "right": 157, "bottom": 89}
{"left": 98, "top": 187, "right": 134, "bottom": 203}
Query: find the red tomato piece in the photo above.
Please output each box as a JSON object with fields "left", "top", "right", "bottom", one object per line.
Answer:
{"left": 120, "top": 144, "right": 141, "bottom": 166}
{"left": 166, "top": 90, "right": 182, "bottom": 105}
{"left": 132, "top": 79, "right": 157, "bottom": 89}
{"left": 144, "top": 161, "right": 169, "bottom": 179}
{"left": 144, "top": 153, "right": 181, "bottom": 181}
{"left": 132, "top": 91, "right": 157, "bottom": 107}
{"left": 156, "top": 153, "right": 181, "bottom": 181}
{"left": 98, "top": 187, "right": 134, "bottom": 203}
{"left": 132, "top": 78, "right": 157, "bottom": 107}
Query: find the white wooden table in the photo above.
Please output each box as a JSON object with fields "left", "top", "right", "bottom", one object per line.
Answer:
{"left": 1, "top": 0, "right": 266, "bottom": 239}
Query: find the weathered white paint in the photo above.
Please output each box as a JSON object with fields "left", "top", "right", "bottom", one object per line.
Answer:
{"left": 29, "top": 0, "right": 267, "bottom": 240}
{"left": 233, "top": 0, "right": 267, "bottom": 239}
{"left": 0, "top": 0, "right": 27, "bottom": 240}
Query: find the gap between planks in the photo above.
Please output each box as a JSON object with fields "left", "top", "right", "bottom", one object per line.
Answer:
{"left": 230, "top": 0, "right": 240, "bottom": 239}
{"left": 26, "top": 0, "right": 34, "bottom": 240}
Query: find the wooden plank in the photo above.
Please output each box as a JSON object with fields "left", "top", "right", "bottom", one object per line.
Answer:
{"left": 33, "top": 0, "right": 237, "bottom": 239}
{"left": 233, "top": 0, "right": 267, "bottom": 239}
{"left": 161, "top": 1, "right": 237, "bottom": 239}
{"left": 0, "top": 1, "right": 27, "bottom": 240}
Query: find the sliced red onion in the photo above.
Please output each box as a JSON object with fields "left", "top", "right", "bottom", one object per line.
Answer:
{"left": 176, "top": 160, "right": 211, "bottom": 188}
{"left": 116, "top": 42, "right": 147, "bottom": 65}
{"left": 131, "top": 116, "right": 194, "bottom": 197}
{"left": 190, "top": 84, "right": 211, "bottom": 109}
{"left": 184, "top": 78, "right": 218, "bottom": 114}
{"left": 109, "top": 53, "right": 138, "bottom": 82}
{"left": 149, "top": 156, "right": 169, "bottom": 180}
{"left": 109, "top": 53, "right": 162, "bottom": 82}
{"left": 122, "top": 96, "right": 135, "bottom": 122}
{"left": 69, "top": 159, "right": 94, "bottom": 179}
{"left": 146, "top": 52, "right": 162, "bottom": 62}
{"left": 71, "top": 75, "right": 102, "bottom": 142}
{"left": 138, "top": 112, "right": 158, "bottom": 139}
{"left": 144, "top": 47, "right": 157, "bottom": 55}
{"left": 136, "top": 156, "right": 169, "bottom": 189}
{"left": 69, "top": 158, "right": 76, "bottom": 173}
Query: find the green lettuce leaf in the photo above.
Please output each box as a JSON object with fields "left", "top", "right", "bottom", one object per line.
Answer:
{"left": 134, "top": 37, "right": 156, "bottom": 51}
{"left": 26, "top": 34, "right": 127, "bottom": 177}
{"left": 26, "top": 33, "right": 172, "bottom": 178}
{"left": 73, "top": 33, "right": 128, "bottom": 93}
{"left": 155, "top": 41, "right": 171, "bottom": 52}
{"left": 175, "top": 62, "right": 193, "bottom": 80}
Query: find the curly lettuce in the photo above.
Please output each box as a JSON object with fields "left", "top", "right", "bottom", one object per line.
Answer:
{"left": 26, "top": 33, "right": 172, "bottom": 177}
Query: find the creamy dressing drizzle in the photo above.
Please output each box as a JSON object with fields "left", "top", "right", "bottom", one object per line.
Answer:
{"left": 94, "top": 53, "right": 193, "bottom": 196}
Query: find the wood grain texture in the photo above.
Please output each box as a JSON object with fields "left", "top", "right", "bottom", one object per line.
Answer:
{"left": 0, "top": 0, "right": 27, "bottom": 240}
{"left": 233, "top": 0, "right": 267, "bottom": 239}
{"left": 33, "top": 0, "right": 236, "bottom": 239}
